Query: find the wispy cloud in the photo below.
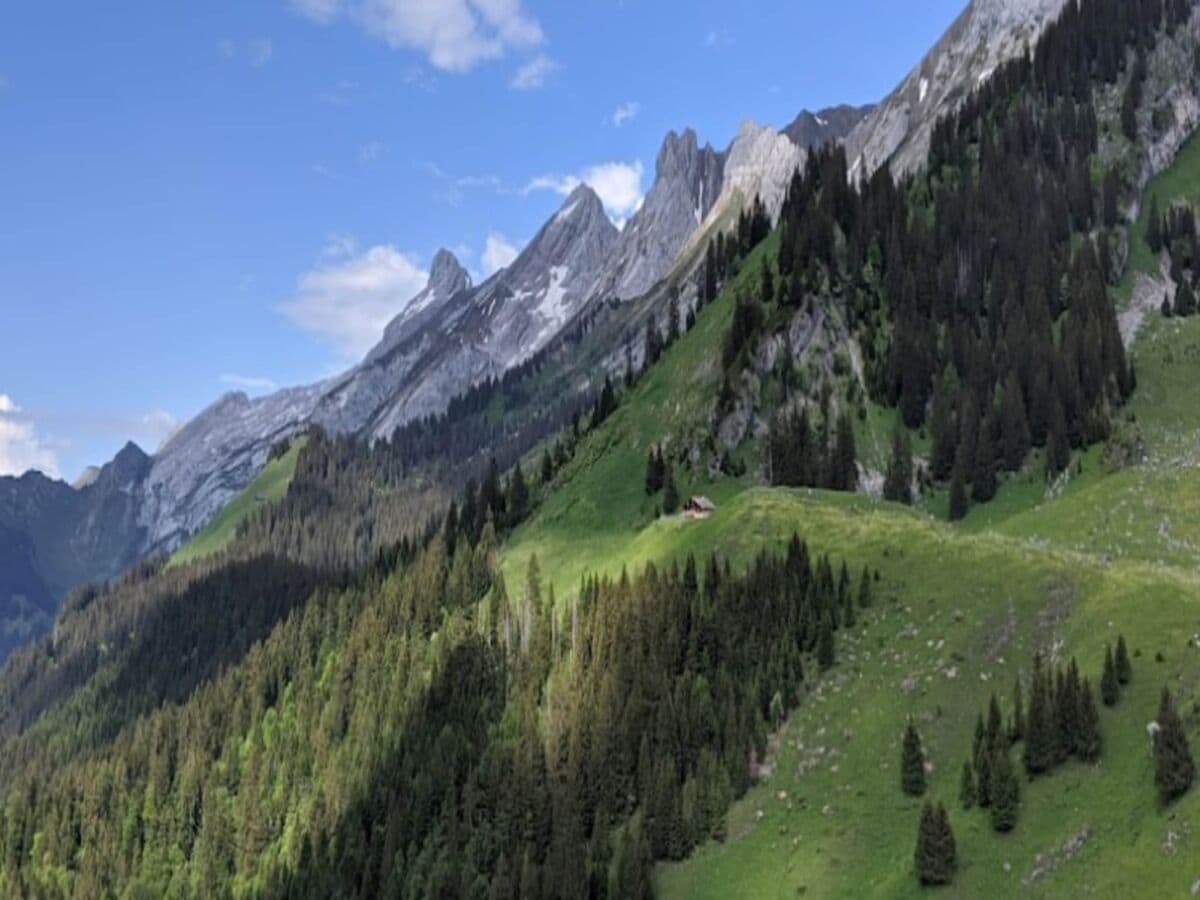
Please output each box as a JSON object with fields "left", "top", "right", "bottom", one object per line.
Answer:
{"left": 279, "top": 243, "right": 429, "bottom": 358}
{"left": 315, "top": 79, "right": 361, "bottom": 105}
{"left": 250, "top": 38, "right": 274, "bottom": 67}
{"left": 291, "top": 0, "right": 545, "bottom": 74}
{"left": 704, "top": 29, "right": 734, "bottom": 49}
{"left": 526, "top": 160, "right": 646, "bottom": 222}
{"left": 612, "top": 101, "right": 640, "bottom": 127}
{"left": 420, "top": 162, "right": 510, "bottom": 206}
{"left": 218, "top": 37, "right": 274, "bottom": 67}
{"left": 510, "top": 54, "right": 558, "bottom": 90}
{"left": 220, "top": 374, "right": 279, "bottom": 393}
{"left": 358, "top": 140, "right": 384, "bottom": 165}
{"left": 403, "top": 67, "right": 437, "bottom": 92}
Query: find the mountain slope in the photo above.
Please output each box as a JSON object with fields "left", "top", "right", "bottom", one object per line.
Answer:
{"left": 843, "top": 0, "right": 1068, "bottom": 179}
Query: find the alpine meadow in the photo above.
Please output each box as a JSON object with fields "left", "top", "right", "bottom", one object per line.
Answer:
{"left": 4, "top": 0, "right": 1200, "bottom": 898}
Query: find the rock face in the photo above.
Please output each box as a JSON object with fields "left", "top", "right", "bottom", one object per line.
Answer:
{"left": 138, "top": 385, "right": 323, "bottom": 555}
{"left": 312, "top": 248, "right": 473, "bottom": 437}
{"left": 844, "top": 0, "right": 1068, "bottom": 179}
{"left": 361, "top": 185, "right": 619, "bottom": 439}
{"left": 595, "top": 129, "right": 725, "bottom": 302}
{"left": 0, "top": 441, "right": 152, "bottom": 661}
{"left": 782, "top": 104, "right": 875, "bottom": 151}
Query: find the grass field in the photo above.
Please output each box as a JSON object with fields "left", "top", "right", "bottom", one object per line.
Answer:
{"left": 169, "top": 436, "right": 306, "bottom": 567}
{"left": 499, "top": 140, "right": 1200, "bottom": 895}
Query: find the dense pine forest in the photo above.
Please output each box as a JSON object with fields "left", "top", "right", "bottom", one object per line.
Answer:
{"left": 2, "top": 0, "right": 1200, "bottom": 897}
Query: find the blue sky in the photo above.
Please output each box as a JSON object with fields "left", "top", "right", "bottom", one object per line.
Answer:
{"left": 0, "top": 0, "right": 965, "bottom": 481}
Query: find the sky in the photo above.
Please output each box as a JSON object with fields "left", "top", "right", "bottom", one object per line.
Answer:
{"left": 0, "top": 0, "right": 966, "bottom": 482}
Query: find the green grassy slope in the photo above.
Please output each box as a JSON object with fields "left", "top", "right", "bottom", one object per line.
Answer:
{"left": 500, "top": 145, "right": 1200, "bottom": 895}
{"left": 169, "top": 436, "right": 307, "bottom": 568}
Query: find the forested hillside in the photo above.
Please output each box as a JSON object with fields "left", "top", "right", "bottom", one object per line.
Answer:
{"left": 2, "top": 0, "right": 1200, "bottom": 898}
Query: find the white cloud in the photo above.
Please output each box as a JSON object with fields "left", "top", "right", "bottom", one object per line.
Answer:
{"left": 294, "top": 0, "right": 545, "bottom": 73}
{"left": 0, "top": 394, "right": 59, "bottom": 478}
{"left": 251, "top": 38, "right": 274, "bottom": 67}
{"left": 220, "top": 374, "right": 279, "bottom": 393}
{"left": 140, "top": 410, "right": 181, "bottom": 451}
{"left": 291, "top": 0, "right": 340, "bottom": 22}
{"left": 358, "top": 140, "right": 384, "bottom": 164}
{"left": 482, "top": 232, "right": 520, "bottom": 276}
{"left": 704, "top": 29, "right": 734, "bottom": 49}
{"left": 315, "top": 79, "right": 361, "bottom": 105}
{"left": 218, "top": 38, "right": 237, "bottom": 58}
{"left": 510, "top": 53, "right": 558, "bottom": 90}
{"left": 279, "top": 244, "right": 429, "bottom": 358}
{"left": 612, "top": 101, "right": 639, "bottom": 127}
{"left": 526, "top": 160, "right": 646, "bottom": 221}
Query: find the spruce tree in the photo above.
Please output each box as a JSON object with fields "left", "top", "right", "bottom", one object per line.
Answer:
{"left": 1077, "top": 678, "right": 1102, "bottom": 763}
{"left": 1001, "top": 372, "right": 1031, "bottom": 472}
{"left": 1010, "top": 676, "right": 1026, "bottom": 745}
{"left": 986, "top": 693, "right": 1004, "bottom": 750}
{"left": 1024, "top": 655, "right": 1055, "bottom": 777}
{"left": 508, "top": 462, "right": 529, "bottom": 527}
{"left": 902, "top": 722, "right": 928, "bottom": 797}
{"left": 858, "top": 566, "right": 873, "bottom": 609}
{"left": 948, "top": 455, "right": 970, "bottom": 522}
{"left": 959, "top": 761, "right": 976, "bottom": 810}
{"left": 974, "top": 742, "right": 993, "bottom": 809}
{"left": 1115, "top": 635, "right": 1132, "bottom": 685}
{"left": 1154, "top": 688, "right": 1197, "bottom": 805}
{"left": 989, "top": 751, "right": 1020, "bottom": 833}
{"left": 817, "top": 612, "right": 836, "bottom": 671}
{"left": 1101, "top": 645, "right": 1119, "bottom": 707}
{"left": 914, "top": 803, "right": 956, "bottom": 886}
{"left": 1047, "top": 398, "right": 1071, "bottom": 478}
{"left": 662, "top": 464, "right": 680, "bottom": 515}
{"left": 972, "top": 418, "right": 998, "bottom": 503}
{"left": 883, "top": 424, "right": 914, "bottom": 505}
{"left": 1174, "top": 280, "right": 1196, "bottom": 317}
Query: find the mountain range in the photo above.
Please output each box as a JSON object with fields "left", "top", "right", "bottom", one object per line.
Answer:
{"left": 0, "top": 0, "right": 1084, "bottom": 665}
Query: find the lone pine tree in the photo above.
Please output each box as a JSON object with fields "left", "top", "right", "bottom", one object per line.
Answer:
{"left": 1101, "top": 645, "right": 1120, "bottom": 706}
{"left": 1115, "top": 635, "right": 1132, "bottom": 685}
{"left": 914, "top": 803, "right": 957, "bottom": 886}
{"left": 883, "top": 425, "right": 914, "bottom": 505}
{"left": 1154, "top": 687, "right": 1197, "bottom": 805}
{"left": 902, "top": 722, "right": 928, "bottom": 796}
{"left": 959, "top": 761, "right": 976, "bottom": 811}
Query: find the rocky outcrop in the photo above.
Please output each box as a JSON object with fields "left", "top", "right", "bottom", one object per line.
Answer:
{"left": 844, "top": 0, "right": 1068, "bottom": 179}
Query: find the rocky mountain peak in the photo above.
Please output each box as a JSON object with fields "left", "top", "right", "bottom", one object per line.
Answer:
{"left": 526, "top": 184, "right": 618, "bottom": 269}
{"left": 783, "top": 104, "right": 875, "bottom": 150}
{"left": 428, "top": 248, "right": 472, "bottom": 297}
{"left": 594, "top": 126, "right": 725, "bottom": 302}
